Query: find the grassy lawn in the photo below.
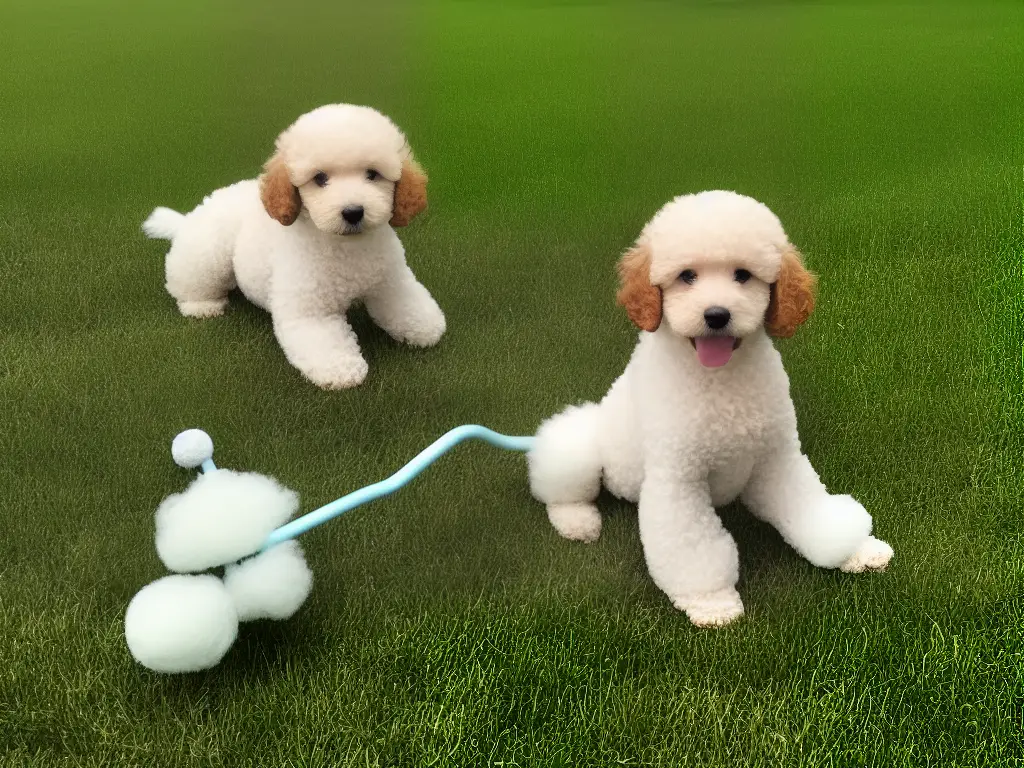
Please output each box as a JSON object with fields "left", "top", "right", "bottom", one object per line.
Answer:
{"left": 2, "top": 0, "right": 1021, "bottom": 764}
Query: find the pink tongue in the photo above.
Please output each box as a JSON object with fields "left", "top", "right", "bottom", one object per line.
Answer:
{"left": 694, "top": 337, "right": 735, "bottom": 367}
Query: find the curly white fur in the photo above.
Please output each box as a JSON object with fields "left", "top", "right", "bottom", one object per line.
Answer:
{"left": 223, "top": 541, "right": 313, "bottom": 622}
{"left": 142, "top": 103, "right": 445, "bottom": 389}
{"left": 528, "top": 191, "right": 893, "bottom": 627}
{"left": 155, "top": 470, "right": 299, "bottom": 573}
{"left": 528, "top": 404, "right": 605, "bottom": 542}
{"left": 124, "top": 574, "right": 239, "bottom": 673}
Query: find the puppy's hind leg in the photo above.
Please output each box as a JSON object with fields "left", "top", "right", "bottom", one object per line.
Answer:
{"left": 154, "top": 210, "right": 237, "bottom": 319}
{"left": 527, "top": 403, "right": 604, "bottom": 543}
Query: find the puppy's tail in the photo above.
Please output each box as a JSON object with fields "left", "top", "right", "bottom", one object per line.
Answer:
{"left": 527, "top": 403, "right": 603, "bottom": 505}
{"left": 142, "top": 207, "right": 185, "bottom": 240}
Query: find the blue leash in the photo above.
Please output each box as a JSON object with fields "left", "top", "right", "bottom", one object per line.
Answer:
{"left": 189, "top": 426, "right": 534, "bottom": 552}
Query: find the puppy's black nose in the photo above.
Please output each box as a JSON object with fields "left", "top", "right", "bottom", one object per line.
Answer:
{"left": 342, "top": 205, "right": 365, "bottom": 225}
{"left": 704, "top": 306, "right": 731, "bottom": 330}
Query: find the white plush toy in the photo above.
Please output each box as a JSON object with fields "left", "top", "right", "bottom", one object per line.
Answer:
{"left": 125, "top": 429, "right": 313, "bottom": 673}
{"left": 125, "top": 425, "right": 534, "bottom": 674}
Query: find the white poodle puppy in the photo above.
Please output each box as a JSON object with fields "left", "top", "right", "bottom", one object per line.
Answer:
{"left": 142, "top": 104, "right": 445, "bottom": 389}
{"left": 527, "top": 191, "right": 893, "bottom": 627}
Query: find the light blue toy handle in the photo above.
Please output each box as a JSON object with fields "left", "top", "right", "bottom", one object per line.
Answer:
{"left": 259, "top": 425, "right": 534, "bottom": 551}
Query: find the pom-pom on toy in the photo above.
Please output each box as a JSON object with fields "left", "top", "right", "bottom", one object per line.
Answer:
{"left": 125, "top": 574, "right": 238, "bottom": 674}
{"left": 170, "top": 428, "right": 215, "bottom": 469}
{"left": 155, "top": 470, "right": 299, "bottom": 573}
{"left": 125, "top": 426, "right": 533, "bottom": 673}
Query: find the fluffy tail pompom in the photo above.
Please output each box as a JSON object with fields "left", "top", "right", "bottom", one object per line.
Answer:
{"left": 142, "top": 207, "right": 185, "bottom": 240}
{"left": 527, "top": 403, "right": 603, "bottom": 505}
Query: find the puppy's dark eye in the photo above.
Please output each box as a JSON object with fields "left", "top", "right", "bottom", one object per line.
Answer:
{"left": 679, "top": 269, "right": 697, "bottom": 285}
{"left": 366, "top": 169, "right": 380, "bottom": 181}
{"left": 734, "top": 269, "right": 752, "bottom": 284}
{"left": 313, "top": 172, "right": 329, "bottom": 187}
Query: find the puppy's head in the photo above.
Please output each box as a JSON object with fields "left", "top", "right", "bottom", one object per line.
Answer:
{"left": 617, "top": 191, "right": 816, "bottom": 367}
{"left": 259, "top": 104, "right": 428, "bottom": 235}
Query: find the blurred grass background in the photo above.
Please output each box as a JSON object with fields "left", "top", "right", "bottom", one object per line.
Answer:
{"left": 1, "top": 0, "right": 1021, "bottom": 765}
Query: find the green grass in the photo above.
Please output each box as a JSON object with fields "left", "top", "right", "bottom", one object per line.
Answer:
{"left": 2, "top": 0, "right": 1022, "bottom": 764}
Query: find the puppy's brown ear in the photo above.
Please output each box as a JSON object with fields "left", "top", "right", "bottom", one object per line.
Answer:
{"left": 616, "top": 242, "right": 662, "bottom": 332}
{"left": 390, "top": 155, "right": 428, "bottom": 227}
{"left": 259, "top": 152, "right": 301, "bottom": 226}
{"left": 765, "top": 247, "right": 817, "bottom": 338}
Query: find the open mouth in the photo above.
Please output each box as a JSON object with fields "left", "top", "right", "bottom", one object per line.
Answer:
{"left": 689, "top": 336, "right": 741, "bottom": 368}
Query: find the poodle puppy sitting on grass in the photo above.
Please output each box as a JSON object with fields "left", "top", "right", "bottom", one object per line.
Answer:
{"left": 527, "top": 191, "right": 893, "bottom": 627}
{"left": 143, "top": 104, "right": 445, "bottom": 390}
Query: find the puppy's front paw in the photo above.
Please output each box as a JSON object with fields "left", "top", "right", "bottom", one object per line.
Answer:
{"left": 839, "top": 535, "right": 894, "bottom": 573}
{"left": 547, "top": 503, "right": 602, "bottom": 543}
{"left": 402, "top": 309, "right": 446, "bottom": 348}
{"left": 671, "top": 587, "right": 745, "bottom": 628}
{"left": 303, "top": 356, "right": 369, "bottom": 390}
{"left": 178, "top": 299, "right": 227, "bottom": 318}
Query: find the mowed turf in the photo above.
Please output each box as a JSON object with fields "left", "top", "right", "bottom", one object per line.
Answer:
{"left": 1, "top": 0, "right": 1021, "bottom": 764}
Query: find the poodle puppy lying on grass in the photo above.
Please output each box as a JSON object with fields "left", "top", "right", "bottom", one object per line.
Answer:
{"left": 527, "top": 191, "right": 893, "bottom": 627}
{"left": 143, "top": 104, "right": 445, "bottom": 390}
